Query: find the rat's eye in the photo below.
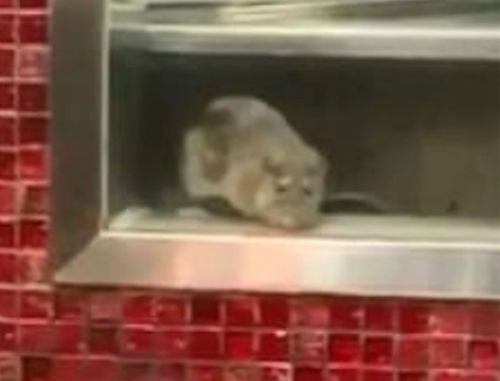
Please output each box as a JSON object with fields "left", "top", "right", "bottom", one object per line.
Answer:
{"left": 303, "top": 185, "right": 313, "bottom": 196}
{"left": 275, "top": 183, "right": 288, "bottom": 194}
{"left": 275, "top": 176, "right": 291, "bottom": 194}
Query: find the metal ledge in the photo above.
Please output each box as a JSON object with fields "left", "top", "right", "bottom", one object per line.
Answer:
{"left": 55, "top": 215, "right": 500, "bottom": 300}
{"left": 111, "top": 18, "right": 500, "bottom": 61}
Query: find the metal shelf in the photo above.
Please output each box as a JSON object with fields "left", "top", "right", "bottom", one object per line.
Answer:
{"left": 56, "top": 214, "right": 500, "bottom": 300}
{"left": 110, "top": 8, "right": 500, "bottom": 61}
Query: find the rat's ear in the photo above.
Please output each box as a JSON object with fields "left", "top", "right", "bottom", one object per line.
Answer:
{"left": 309, "top": 152, "right": 328, "bottom": 178}
{"left": 262, "top": 155, "right": 284, "bottom": 176}
{"left": 318, "top": 154, "right": 329, "bottom": 177}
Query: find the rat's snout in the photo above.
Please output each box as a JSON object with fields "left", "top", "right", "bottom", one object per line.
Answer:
{"left": 278, "top": 215, "right": 301, "bottom": 230}
{"left": 266, "top": 208, "right": 320, "bottom": 231}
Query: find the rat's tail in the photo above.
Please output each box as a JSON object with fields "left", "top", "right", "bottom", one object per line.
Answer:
{"left": 321, "top": 192, "right": 394, "bottom": 214}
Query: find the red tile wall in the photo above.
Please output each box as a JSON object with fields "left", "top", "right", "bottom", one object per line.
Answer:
{"left": 0, "top": 1, "right": 499, "bottom": 380}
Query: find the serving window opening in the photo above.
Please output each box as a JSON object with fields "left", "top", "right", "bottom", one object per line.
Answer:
{"left": 106, "top": 0, "right": 500, "bottom": 243}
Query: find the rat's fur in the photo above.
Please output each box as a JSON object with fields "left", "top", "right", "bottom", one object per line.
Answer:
{"left": 181, "top": 96, "right": 328, "bottom": 229}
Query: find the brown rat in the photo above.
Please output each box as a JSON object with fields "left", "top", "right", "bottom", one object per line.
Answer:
{"left": 180, "top": 95, "right": 328, "bottom": 230}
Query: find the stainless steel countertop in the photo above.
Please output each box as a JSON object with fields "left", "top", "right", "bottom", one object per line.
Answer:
{"left": 55, "top": 211, "right": 500, "bottom": 300}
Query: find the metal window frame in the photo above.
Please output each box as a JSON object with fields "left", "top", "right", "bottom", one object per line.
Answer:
{"left": 50, "top": 0, "right": 500, "bottom": 299}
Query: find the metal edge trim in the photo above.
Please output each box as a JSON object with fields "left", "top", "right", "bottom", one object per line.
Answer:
{"left": 55, "top": 233, "right": 500, "bottom": 300}
{"left": 49, "top": 0, "right": 104, "bottom": 272}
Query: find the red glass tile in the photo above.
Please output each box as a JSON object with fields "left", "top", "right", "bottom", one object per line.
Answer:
{"left": 54, "top": 323, "right": 85, "bottom": 353}
{"left": 465, "top": 374, "right": 497, "bottom": 381}
{"left": 0, "top": 355, "right": 20, "bottom": 381}
{"left": 0, "top": 49, "right": 14, "bottom": 77}
{"left": 0, "top": 150, "right": 16, "bottom": 180}
{"left": 20, "top": 116, "right": 48, "bottom": 145}
{"left": 291, "top": 297, "right": 329, "bottom": 327}
{"left": 468, "top": 340, "right": 499, "bottom": 370}
{"left": 398, "top": 303, "right": 431, "bottom": 333}
{"left": 190, "top": 365, "right": 222, "bottom": 381}
{"left": 0, "top": 184, "right": 16, "bottom": 214}
{"left": 469, "top": 304, "right": 500, "bottom": 336}
{"left": 397, "top": 338, "right": 429, "bottom": 368}
{"left": 17, "top": 253, "right": 47, "bottom": 284}
{"left": 432, "top": 372, "right": 465, "bottom": 381}
{"left": 328, "top": 334, "right": 360, "bottom": 363}
{"left": 191, "top": 295, "right": 221, "bottom": 325}
{"left": 0, "top": 15, "right": 14, "bottom": 43}
{"left": 22, "top": 184, "right": 48, "bottom": 214}
{"left": 0, "top": 322, "right": 16, "bottom": 350}
{"left": 292, "top": 331, "right": 326, "bottom": 362}
{"left": 258, "top": 331, "right": 289, "bottom": 361}
{"left": 259, "top": 296, "right": 289, "bottom": 327}
{"left": 293, "top": 366, "right": 323, "bottom": 381}
{"left": 81, "top": 358, "right": 119, "bottom": 381}
{"left": 120, "top": 361, "right": 154, "bottom": 381}
{"left": 19, "top": 0, "right": 47, "bottom": 7}
{"left": 89, "top": 291, "right": 122, "bottom": 322}
{"left": 330, "top": 298, "right": 363, "bottom": 330}
{"left": 20, "top": 289, "right": 52, "bottom": 318}
{"left": 225, "top": 296, "right": 257, "bottom": 326}
{"left": 361, "top": 370, "right": 393, "bottom": 381}
{"left": 429, "top": 303, "right": 470, "bottom": 334}
{"left": 123, "top": 293, "right": 154, "bottom": 324}
{"left": 225, "top": 331, "right": 255, "bottom": 360}
{"left": 363, "top": 336, "right": 394, "bottom": 365}
{"left": 0, "top": 220, "right": 15, "bottom": 248}
{"left": 190, "top": 330, "right": 221, "bottom": 359}
{"left": 18, "top": 47, "right": 48, "bottom": 79}
{"left": 19, "top": 323, "right": 53, "bottom": 352}
{"left": 89, "top": 325, "right": 119, "bottom": 354}
{"left": 0, "top": 252, "right": 16, "bottom": 282}
{"left": 19, "top": 148, "right": 48, "bottom": 180}
{"left": 0, "top": 288, "right": 16, "bottom": 318}
{"left": 261, "top": 366, "right": 292, "bottom": 381}
{"left": 19, "top": 14, "right": 48, "bottom": 43}
{"left": 0, "top": 83, "right": 14, "bottom": 110}
{"left": 156, "top": 295, "right": 187, "bottom": 325}
{"left": 122, "top": 327, "right": 156, "bottom": 356}
{"left": 54, "top": 288, "right": 87, "bottom": 321}
{"left": 50, "top": 358, "right": 81, "bottom": 381}
{"left": 18, "top": 83, "right": 47, "bottom": 112}
{"left": 365, "top": 302, "right": 395, "bottom": 332}
{"left": 327, "top": 368, "right": 359, "bottom": 381}
{"left": 22, "top": 356, "right": 51, "bottom": 381}
{"left": 20, "top": 217, "right": 45, "bottom": 249}
{"left": 158, "top": 329, "right": 190, "bottom": 359}
{"left": 20, "top": 217, "right": 48, "bottom": 248}
{"left": 224, "top": 366, "right": 258, "bottom": 381}
{"left": 0, "top": 0, "right": 14, "bottom": 8}
{"left": 157, "top": 363, "right": 186, "bottom": 381}
{"left": 0, "top": 117, "right": 15, "bottom": 146}
{"left": 430, "top": 338, "right": 465, "bottom": 368}
{"left": 397, "top": 371, "right": 428, "bottom": 381}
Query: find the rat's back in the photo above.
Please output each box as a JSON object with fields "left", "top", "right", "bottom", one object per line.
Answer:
{"left": 203, "top": 96, "right": 307, "bottom": 162}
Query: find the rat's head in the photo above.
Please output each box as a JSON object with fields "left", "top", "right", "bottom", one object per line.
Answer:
{"left": 253, "top": 151, "right": 328, "bottom": 230}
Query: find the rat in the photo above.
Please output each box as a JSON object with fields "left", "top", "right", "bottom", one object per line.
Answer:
{"left": 180, "top": 95, "right": 328, "bottom": 229}
{"left": 180, "top": 95, "right": 393, "bottom": 229}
